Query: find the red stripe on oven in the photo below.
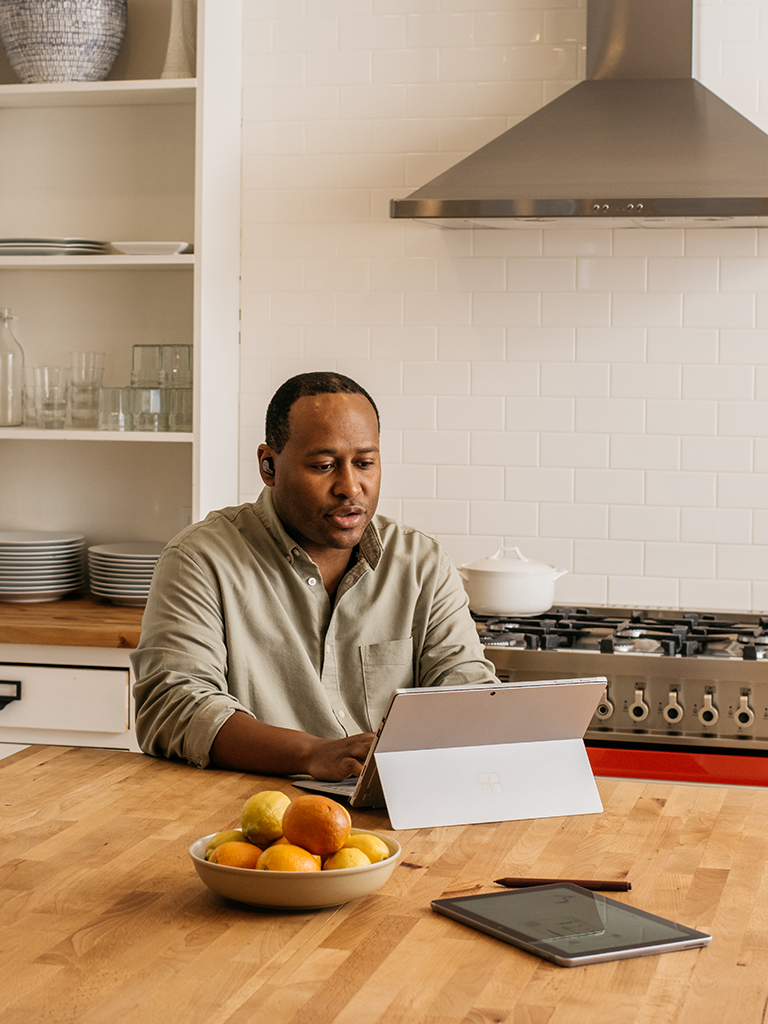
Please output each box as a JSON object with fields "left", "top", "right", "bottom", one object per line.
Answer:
{"left": 586, "top": 745, "right": 768, "bottom": 787}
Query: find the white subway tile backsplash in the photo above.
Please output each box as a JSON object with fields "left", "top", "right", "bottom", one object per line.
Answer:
{"left": 403, "top": 428, "right": 469, "bottom": 465}
{"left": 679, "top": 579, "right": 752, "bottom": 613}
{"left": 506, "top": 327, "right": 575, "bottom": 361}
{"left": 718, "top": 400, "right": 768, "bottom": 437}
{"left": 610, "top": 434, "right": 680, "bottom": 471}
{"left": 472, "top": 361, "right": 539, "bottom": 396}
{"left": 540, "top": 503, "right": 608, "bottom": 539}
{"left": 505, "top": 396, "right": 574, "bottom": 432}
{"left": 612, "top": 293, "right": 683, "bottom": 328}
{"left": 574, "top": 468, "right": 644, "bottom": 505}
{"left": 610, "top": 364, "right": 681, "bottom": 399}
{"left": 439, "top": 326, "right": 505, "bottom": 361}
{"left": 542, "top": 292, "right": 610, "bottom": 327}
{"left": 682, "top": 364, "right": 754, "bottom": 400}
{"left": 505, "top": 466, "right": 574, "bottom": 503}
{"left": 683, "top": 292, "right": 755, "bottom": 329}
{"left": 574, "top": 539, "right": 644, "bottom": 576}
{"left": 646, "top": 399, "right": 717, "bottom": 435}
{"left": 645, "top": 542, "right": 716, "bottom": 579}
{"left": 438, "top": 395, "right": 504, "bottom": 430}
{"left": 401, "top": 499, "right": 468, "bottom": 535}
{"left": 507, "top": 258, "right": 575, "bottom": 291}
{"left": 682, "top": 436, "right": 753, "bottom": 473}
{"left": 647, "top": 258, "right": 718, "bottom": 293}
{"left": 575, "top": 398, "right": 644, "bottom": 434}
{"left": 646, "top": 470, "right": 717, "bottom": 508}
{"left": 646, "top": 328, "right": 718, "bottom": 364}
{"left": 404, "top": 360, "right": 470, "bottom": 395}
{"left": 681, "top": 508, "right": 752, "bottom": 544}
{"left": 241, "top": 0, "right": 768, "bottom": 613}
{"left": 608, "top": 576, "right": 680, "bottom": 608}
{"left": 540, "top": 431, "right": 608, "bottom": 468}
{"left": 609, "top": 506, "right": 679, "bottom": 542}
{"left": 576, "top": 258, "right": 645, "bottom": 292}
{"left": 471, "top": 430, "right": 538, "bottom": 467}
{"left": 470, "top": 500, "right": 538, "bottom": 538}
{"left": 438, "top": 465, "right": 504, "bottom": 500}
{"left": 541, "top": 362, "right": 609, "bottom": 397}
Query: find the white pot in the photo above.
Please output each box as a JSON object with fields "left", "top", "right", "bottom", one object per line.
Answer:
{"left": 458, "top": 546, "right": 568, "bottom": 616}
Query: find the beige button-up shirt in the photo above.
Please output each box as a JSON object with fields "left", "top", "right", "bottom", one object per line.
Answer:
{"left": 131, "top": 489, "right": 497, "bottom": 768}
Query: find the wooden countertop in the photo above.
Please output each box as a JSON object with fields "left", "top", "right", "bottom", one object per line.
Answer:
{"left": 0, "top": 595, "right": 144, "bottom": 648}
{"left": 3, "top": 745, "right": 767, "bottom": 1023}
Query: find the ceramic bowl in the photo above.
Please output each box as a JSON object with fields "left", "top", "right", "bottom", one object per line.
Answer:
{"left": 189, "top": 827, "right": 401, "bottom": 909}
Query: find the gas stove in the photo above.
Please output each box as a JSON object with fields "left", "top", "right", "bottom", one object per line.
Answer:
{"left": 479, "top": 606, "right": 768, "bottom": 754}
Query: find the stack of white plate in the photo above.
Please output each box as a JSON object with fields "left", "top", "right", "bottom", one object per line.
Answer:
{"left": 0, "top": 531, "right": 85, "bottom": 603}
{"left": 88, "top": 542, "right": 165, "bottom": 607}
{"left": 0, "top": 237, "right": 111, "bottom": 256}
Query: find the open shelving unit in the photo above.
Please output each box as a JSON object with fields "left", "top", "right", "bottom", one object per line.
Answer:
{"left": 0, "top": 0, "right": 242, "bottom": 544}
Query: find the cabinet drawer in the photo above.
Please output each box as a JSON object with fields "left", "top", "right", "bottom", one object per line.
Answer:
{"left": 0, "top": 664, "right": 129, "bottom": 734}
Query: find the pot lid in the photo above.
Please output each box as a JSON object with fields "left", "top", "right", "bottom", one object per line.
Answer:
{"left": 461, "top": 547, "right": 556, "bottom": 575}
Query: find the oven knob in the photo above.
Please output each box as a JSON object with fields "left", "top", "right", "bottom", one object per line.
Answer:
{"left": 594, "top": 689, "right": 614, "bottom": 720}
{"left": 698, "top": 693, "right": 719, "bottom": 728}
{"left": 628, "top": 687, "right": 649, "bottom": 723}
{"left": 663, "top": 691, "right": 684, "bottom": 724}
{"left": 736, "top": 694, "right": 755, "bottom": 729}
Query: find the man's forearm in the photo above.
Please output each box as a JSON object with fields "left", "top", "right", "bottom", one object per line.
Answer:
{"left": 209, "top": 710, "right": 374, "bottom": 781}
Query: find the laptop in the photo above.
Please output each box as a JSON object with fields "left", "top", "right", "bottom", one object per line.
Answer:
{"left": 292, "top": 676, "right": 607, "bottom": 830}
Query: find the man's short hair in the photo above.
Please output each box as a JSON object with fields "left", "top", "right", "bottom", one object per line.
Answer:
{"left": 265, "top": 371, "right": 380, "bottom": 453}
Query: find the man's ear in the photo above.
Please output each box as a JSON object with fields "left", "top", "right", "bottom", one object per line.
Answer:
{"left": 257, "top": 444, "right": 276, "bottom": 486}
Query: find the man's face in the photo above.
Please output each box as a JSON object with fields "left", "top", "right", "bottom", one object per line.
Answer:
{"left": 260, "top": 392, "right": 381, "bottom": 559}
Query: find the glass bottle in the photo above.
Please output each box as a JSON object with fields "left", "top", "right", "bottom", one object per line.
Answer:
{"left": 0, "top": 308, "right": 24, "bottom": 426}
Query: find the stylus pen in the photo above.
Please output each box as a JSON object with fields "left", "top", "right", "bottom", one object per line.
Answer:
{"left": 494, "top": 877, "right": 632, "bottom": 892}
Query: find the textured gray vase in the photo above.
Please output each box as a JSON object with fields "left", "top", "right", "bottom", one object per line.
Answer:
{"left": 0, "top": 0, "right": 127, "bottom": 83}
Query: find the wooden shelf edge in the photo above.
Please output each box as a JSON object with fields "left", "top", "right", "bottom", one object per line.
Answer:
{"left": 0, "top": 79, "right": 196, "bottom": 108}
{"left": 0, "top": 428, "right": 193, "bottom": 442}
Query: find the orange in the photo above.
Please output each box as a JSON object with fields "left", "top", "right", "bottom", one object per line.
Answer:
{"left": 323, "top": 847, "right": 371, "bottom": 871}
{"left": 209, "top": 841, "right": 263, "bottom": 868}
{"left": 256, "top": 844, "right": 321, "bottom": 872}
{"left": 204, "top": 829, "right": 250, "bottom": 861}
{"left": 281, "top": 794, "right": 352, "bottom": 857}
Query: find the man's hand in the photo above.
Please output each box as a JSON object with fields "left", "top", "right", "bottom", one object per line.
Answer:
{"left": 210, "top": 710, "right": 374, "bottom": 780}
{"left": 303, "top": 732, "right": 375, "bottom": 781}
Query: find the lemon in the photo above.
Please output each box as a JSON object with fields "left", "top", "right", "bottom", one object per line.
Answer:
{"left": 342, "top": 833, "right": 391, "bottom": 864}
{"left": 323, "top": 847, "right": 371, "bottom": 870}
{"left": 204, "top": 828, "right": 250, "bottom": 861}
{"left": 240, "top": 790, "right": 291, "bottom": 848}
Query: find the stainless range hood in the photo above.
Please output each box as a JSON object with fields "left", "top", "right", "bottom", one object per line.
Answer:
{"left": 390, "top": 0, "right": 768, "bottom": 228}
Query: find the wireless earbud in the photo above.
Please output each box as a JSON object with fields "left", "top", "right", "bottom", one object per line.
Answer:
{"left": 262, "top": 457, "right": 275, "bottom": 475}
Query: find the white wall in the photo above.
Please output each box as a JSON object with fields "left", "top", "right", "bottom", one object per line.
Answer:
{"left": 239, "top": 0, "right": 768, "bottom": 614}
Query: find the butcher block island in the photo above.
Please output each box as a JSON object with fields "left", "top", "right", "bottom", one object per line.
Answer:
{"left": 0, "top": 598, "right": 144, "bottom": 751}
{"left": 3, "top": 745, "right": 768, "bottom": 1024}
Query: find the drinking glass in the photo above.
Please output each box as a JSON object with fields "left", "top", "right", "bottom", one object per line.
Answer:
{"left": 132, "top": 387, "right": 169, "bottom": 431}
{"left": 33, "top": 366, "right": 68, "bottom": 429}
{"left": 161, "top": 344, "right": 192, "bottom": 387}
{"left": 131, "top": 345, "right": 162, "bottom": 387}
{"left": 98, "top": 387, "right": 133, "bottom": 431}
{"left": 69, "top": 351, "right": 105, "bottom": 385}
{"left": 168, "top": 386, "right": 193, "bottom": 432}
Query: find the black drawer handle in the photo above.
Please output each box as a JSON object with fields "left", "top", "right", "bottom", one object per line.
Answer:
{"left": 0, "top": 681, "right": 21, "bottom": 711}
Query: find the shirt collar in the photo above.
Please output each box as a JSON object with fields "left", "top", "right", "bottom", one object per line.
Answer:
{"left": 253, "top": 487, "right": 382, "bottom": 570}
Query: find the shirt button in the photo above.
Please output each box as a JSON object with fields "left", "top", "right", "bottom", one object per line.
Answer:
{"left": 308, "top": 577, "right": 317, "bottom": 586}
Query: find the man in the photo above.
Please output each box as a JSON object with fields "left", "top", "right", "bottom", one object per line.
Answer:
{"left": 131, "top": 371, "right": 497, "bottom": 780}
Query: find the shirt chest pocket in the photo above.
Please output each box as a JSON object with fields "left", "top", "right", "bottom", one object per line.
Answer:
{"left": 360, "top": 637, "right": 414, "bottom": 724}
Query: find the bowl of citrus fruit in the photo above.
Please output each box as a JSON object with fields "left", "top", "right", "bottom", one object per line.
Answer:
{"left": 189, "top": 790, "right": 401, "bottom": 909}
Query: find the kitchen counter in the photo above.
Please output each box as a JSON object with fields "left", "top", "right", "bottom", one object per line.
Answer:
{"left": 0, "top": 596, "right": 143, "bottom": 649}
{"left": 4, "top": 746, "right": 768, "bottom": 1023}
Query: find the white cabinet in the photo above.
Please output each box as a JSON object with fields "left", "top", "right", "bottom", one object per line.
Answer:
{"left": 0, "top": 0, "right": 242, "bottom": 538}
{"left": 0, "top": 643, "right": 139, "bottom": 750}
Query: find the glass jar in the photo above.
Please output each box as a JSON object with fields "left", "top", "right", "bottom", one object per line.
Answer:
{"left": 0, "top": 308, "right": 24, "bottom": 426}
